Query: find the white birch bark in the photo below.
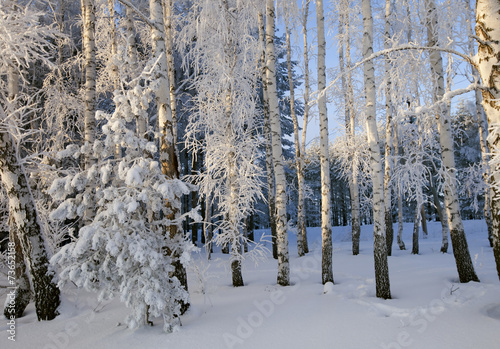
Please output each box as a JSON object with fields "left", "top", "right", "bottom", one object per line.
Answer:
{"left": 300, "top": 1, "right": 310, "bottom": 254}
{"left": 466, "top": 0, "right": 493, "bottom": 247}
{"left": 258, "top": 11, "right": 278, "bottom": 260}
{"left": 383, "top": 0, "right": 394, "bottom": 256}
{"left": 266, "top": 0, "right": 289, "bottom": 286}
{"left": 1, "top": 68, "right": 60, "bottom": 319}
{"left": 316, "top": 0, "right": 334, "bottom": 285}
{"left": 362, "top": 0, "right": 390, "bottom": 299}
{"left": 425, "top": 0, "right": 479, "bottom": 283}
{"left": 338, "top": 1, "right": 360, "bottom": 255}
{"left": 150, "top": 0, "right": 189, "bottom": 308}
{"left": 285, "top": 20, "right": 304, "bottom": 257}
{"left": 81, "top": 0, "right": 96, "bottom": 223}
{"left": 475, "top": 0, "right": 500, "bottom": 280}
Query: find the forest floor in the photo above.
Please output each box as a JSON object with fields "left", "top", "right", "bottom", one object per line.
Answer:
{"left": 1, "top": 219, "right": 499, "bottom": 349}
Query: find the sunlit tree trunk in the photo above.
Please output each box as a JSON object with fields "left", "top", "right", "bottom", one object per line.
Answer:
{"left": 476, "top": 0, "right": 500, "bottom": 280}
{"left": 466, "top": 0, "right": 493, "bottom": 247}
{"left": 362, "top": 0, "right": 390, "bottom": 299}
{"left": 0, "top": 65, "right": 60, "bottom": 318}
{"left": 81, "top": 0, "right": 96, "bottom": 223}
{"left": 266, "top": 0, "right": 289, "bottom": 286}
{"left": 426, "top": 0, "right": 478, "bottom": 283}
{"left": 150, "top": 0, "right": 189, "bottom": 309}
{"left": 315, "top": 0, "right": 334, "bottom": 285}
{"left": 383, "top": 0, "right": 394, "bottom": 256}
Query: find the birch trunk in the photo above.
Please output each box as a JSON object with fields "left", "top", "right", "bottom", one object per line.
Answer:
{"left": 383, "top": 0, "right": 394, "bottom": 256}
{"left": 429, "top": 174, "right": 449, "bottom": 253}
{"left": 285, "top": 21, "right": 304, "bottom": 257}
{"left": 362, "top": 0, "right": 391, "bottom": 299}
{"left": 466, "top": 0, "right": 493, "bottom": 247}
{"left": 163, "top": 0, "right": 181, "bottom": 173}
{"left": 338, "top": 3, "right": 360, "bottom": 255}
{"left": 81, "top": 0, "right": 96, "bottom": 223}
{"left": 425, "top": 0, "right": 478, "bottom": 283}
{"left": 150, "top": 0, "right": 189, "bottom": 309}
{"left": 475, "top": 0, "right": 500, "bottom": 280}
{"left": 258, "top": 11, "right": 278, "bottom": 260}
{"left": 0, "top": 81, "right": 60, "bottom": 319}
{"left": 266, "top": 0, "right": 289, "bottom": 286}
{"left": 316, "top": 0, "right": 334, "bottom": 285}
{"left": 300, "top": 1, "right": 310, "bottom": 254}
{"left": 393, "top": 125, "right": 405, "bottom": 250}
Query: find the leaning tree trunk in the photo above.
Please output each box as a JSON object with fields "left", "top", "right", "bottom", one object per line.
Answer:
{"left": 362, "top": 0, "right": 391, "bottom": 299}
{"left": 285, "top": 20, "right": 304, "bottom": 257}
{"left": 0, "top": 131, "right": 60, "bottom": 320}
{"left": 316, "top": 0, "right": 334, "bottom": 285}
{"left": 150, "top": 0, "right": 189, "bottom": 311}
{"left": 476, "top": 0, "right": 500, "bottom": 281}
{"left": 266, "top": 0, "right": 289, "bottom": 286}
{"left": 258, "top": 11, "right": 278, "bottom": 260}
{"left": 426, "top": 0, "right": 479, "bottom": 283}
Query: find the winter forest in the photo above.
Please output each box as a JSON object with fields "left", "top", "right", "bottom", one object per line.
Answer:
{"left": 1, "top": 0, "right": 500, "bottom": 347}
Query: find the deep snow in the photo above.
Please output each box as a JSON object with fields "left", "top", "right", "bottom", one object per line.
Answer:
{"left": 1, "top": 220, "right": 499, "bottom": 349}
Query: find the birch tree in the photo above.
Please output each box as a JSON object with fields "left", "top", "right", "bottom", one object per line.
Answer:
{"left": 258, "top": 11, "right": 278, "bottom": 260}
{"left": 266, "top": 0, "right": 290, "bottom": 286}
{"left": 181, "top": 0, "right": 266, "bottom": 287}
{"left": 81, "top": 0, "right": 97, "bottom": 223}
{"left": 475, "top": 0, "right": 500, "bottom": 280}
{"left": 362, "top": 0, "right": 390, "bottom": 299}
{"left": 425, "top": 0, "right": 479, "bottom": 283}
{"left": 0, "top": 2, "right": 61, "bottom": 320}
{"left": 316, "top": 0, "right": 334, "bottom": 285}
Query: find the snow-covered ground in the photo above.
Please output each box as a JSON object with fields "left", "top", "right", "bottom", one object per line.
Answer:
{"left": 1, "top": 220, "right": 499, "bottom": 349}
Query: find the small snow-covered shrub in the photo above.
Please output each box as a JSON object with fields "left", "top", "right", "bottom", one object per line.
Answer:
{"left": 49, "top": 53, "right": 198, "bottom": 332}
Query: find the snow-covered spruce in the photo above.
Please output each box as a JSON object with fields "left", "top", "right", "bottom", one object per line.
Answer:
{"left": 49, "top": 58, "right": 199, "bottom": 332}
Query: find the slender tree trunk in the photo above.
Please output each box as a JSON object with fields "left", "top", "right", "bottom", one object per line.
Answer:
{"left": 300, "top": 1, "right": 310, "bottom": 254}
{"left": 394, "top": 125, "right": 406, "bottom": 250}
{"left": 412, "top": 205, "right": 420, "bottom": 254}
{"left": 420, "top": 204, "right": 428, "bottom": 236}
{"left": 362, "top": 0, "right": 391, "bottom": 299}
{"left": 466, "top": 0, "right": 493, "bottom": 247}
{"left": 316, "top": 0, "right": 334, "bottom": 285}
{"left": 429, "top": 174, "right": 449, "bottom": 252}
{"left": 426, "top": 0, "right": 479, "bottom": 283}
{"left": 266, "top": 0, "right": 289, "bottom": 286}
{"left": 0, "top": 129, "right": 60, "bottom": 320}
{"left": 258, "top": 12, "right": 278, "bottom": 260}
{"left": 204, "top": 194, "right": 213, "bottom": 259}
{"left": 476, "top": 0, "right": 500, "bottom": 280}
{"left": 149, "top": 0, "right": 189, "bottom": 310}
{"left": 285, "top": 21, "right": 304, "bottom": 257}
{"left": 383, "top": 0, "right": 394, "bottom": 256}
{"left": 81, "top": 0, "right": 96, "bottom": 223}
